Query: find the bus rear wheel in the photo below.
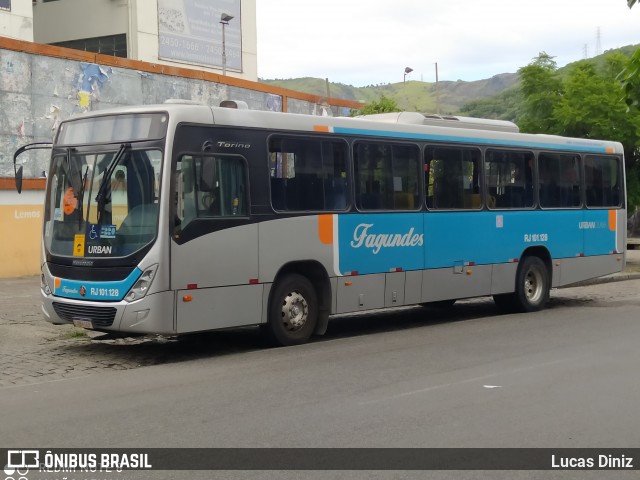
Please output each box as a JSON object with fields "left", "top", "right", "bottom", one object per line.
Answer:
{"left": 494, "top": 256, "right": 550, "bottom": 313}
{"left": 263, "top": 274, "right": 318, "bottom": 346}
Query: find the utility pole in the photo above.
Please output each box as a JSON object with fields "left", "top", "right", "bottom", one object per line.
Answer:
{"left": 435, "top": 62, "right": 440, "bottom": 115}
{"left": 220, "top": 13, "right": 234, "bottom": 76}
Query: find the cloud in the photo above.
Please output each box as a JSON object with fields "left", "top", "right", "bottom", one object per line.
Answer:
{"left": 257, "top": 0, "right": 640, "bottom": 86}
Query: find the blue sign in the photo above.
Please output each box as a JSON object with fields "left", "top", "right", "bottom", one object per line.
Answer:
{"left": 53, "top": 268, "right": 142, "bottom": 302}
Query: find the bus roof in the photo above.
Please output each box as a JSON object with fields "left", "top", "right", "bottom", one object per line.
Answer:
{"left": 62, "top": 101, "right": 625, "bottom": 155}
{"left": 356, "top": 112, "right": 520, "bottom": 133}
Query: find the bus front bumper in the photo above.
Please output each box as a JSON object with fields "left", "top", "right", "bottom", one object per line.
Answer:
{"left": 41, "top": 289, "right": 176, "bottom": 335}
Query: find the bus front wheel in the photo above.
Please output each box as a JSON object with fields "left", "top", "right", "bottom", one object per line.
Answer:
{"left": 494, "top": 256, "right": 550, "bottom": 313}
{"left": 263, "top": 274, "right": 318, "bottom": 346}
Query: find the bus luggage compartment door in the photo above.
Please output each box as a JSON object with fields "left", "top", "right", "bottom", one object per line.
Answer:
{"left": 336, "top": 273, "right": 386, "bottom": 313}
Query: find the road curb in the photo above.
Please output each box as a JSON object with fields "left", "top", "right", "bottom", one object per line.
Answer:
{"left": 561, "top": 271, "right": 640, "bottom": 288}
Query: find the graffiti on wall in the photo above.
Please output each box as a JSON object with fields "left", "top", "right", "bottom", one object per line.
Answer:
{"left": 76, "top": 63, "right": 111, "bottom": 110}
{"left": 0, "top": 47, "right": 354, "bottom": 179}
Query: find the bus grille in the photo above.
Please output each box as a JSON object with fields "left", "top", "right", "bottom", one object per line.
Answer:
{"left": 52, "top": 302, "right": 117, "bottom": 328}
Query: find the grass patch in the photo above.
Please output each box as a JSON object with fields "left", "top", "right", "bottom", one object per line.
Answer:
{"left": 66, "top": 328, "right": 88, "bottom": 339}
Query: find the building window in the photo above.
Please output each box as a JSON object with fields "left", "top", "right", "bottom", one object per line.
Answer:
{"left": 51, "top": 34, "right": 127, "bottom": 58}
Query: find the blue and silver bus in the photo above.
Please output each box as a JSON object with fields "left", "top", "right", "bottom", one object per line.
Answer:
{"left": 14, "top": 103, "right": 626, "bottom": 346}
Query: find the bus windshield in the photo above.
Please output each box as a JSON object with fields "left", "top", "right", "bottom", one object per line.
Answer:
{"left": 44, "top": 146, "right": 162, "bottom": 259}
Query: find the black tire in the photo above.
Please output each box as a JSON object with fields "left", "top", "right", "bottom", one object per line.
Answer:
{"left": 495, "top": 256, "right": 550, "bottom": 313}
{"left": 263, "top": 274, "right": 318, "bottom": 346}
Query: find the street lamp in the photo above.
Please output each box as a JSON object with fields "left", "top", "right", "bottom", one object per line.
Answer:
{"left": 220, "top": 13, "right": 234, "bottom": 75}
{"left": 404, "top": 67, "right": 413, "bottom": 83}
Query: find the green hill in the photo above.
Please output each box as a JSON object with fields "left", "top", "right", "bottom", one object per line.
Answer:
{"left": 260, "top": 73, "right": 518, "bottom": 115}
{"left": 260, "top": 45, "right": 640, "bottom": 116}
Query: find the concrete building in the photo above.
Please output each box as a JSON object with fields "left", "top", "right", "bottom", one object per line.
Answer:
{"left": 33, "top": 0, "right": 257, "bottom": 81}
{"left": 0, "top": 0, "right": 33, "bottom": 41}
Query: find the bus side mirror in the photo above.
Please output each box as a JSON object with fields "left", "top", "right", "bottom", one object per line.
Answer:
{"left": 15, "top": 165, "right": 23, "bottom": 194}
{"left": 13, "top": 142, "right": 54, "bottom": 195}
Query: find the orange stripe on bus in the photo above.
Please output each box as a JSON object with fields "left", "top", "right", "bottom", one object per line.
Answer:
{"left": 313, "top": 125, "right": 330, "bottom": 132}
{"left": 608, "top": 210, "right": 617, "bottom": 231}
{"left": 318, "top": 214, "right": 333, "bottom": 245}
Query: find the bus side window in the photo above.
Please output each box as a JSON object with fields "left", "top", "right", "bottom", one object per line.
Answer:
{"left": 538, "top": 153, "right": 581, "bottom": 208}
{"left": 176, "top": 153, "right": 248, "bottom": 230}
{"left": 585, "top": 155, "right": 621, "bottom": 208}
{"left": 268, "top": 136, "right": 349, "bottom": 211}
{"left": 425, "top": 146, "right": 481, "bottom": 210}
{"left": 196, "top": 155, "right": 247, "bottom": 217}
{"left": 354, "top": 141, "right": 420, "bottom": 211}
{"left": 485, "top": 149, "right": 534, "bottom": 209}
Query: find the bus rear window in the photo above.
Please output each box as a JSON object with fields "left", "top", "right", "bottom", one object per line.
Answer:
{"left": 585, "top": 155, "right": 621, "bottom": 207}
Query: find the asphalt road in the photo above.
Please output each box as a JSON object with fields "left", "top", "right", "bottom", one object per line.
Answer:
{"left": 2, "top": 279, "right": 640, "bottom": 479}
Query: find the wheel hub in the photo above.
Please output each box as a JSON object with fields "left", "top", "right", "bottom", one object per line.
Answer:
{"left": 281, "top": 291, "right": 308, "bottom": 331}
{"left": 525, "top": 269, "right": 543, "bottom": 302}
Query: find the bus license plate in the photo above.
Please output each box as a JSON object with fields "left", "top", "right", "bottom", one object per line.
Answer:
{"left": 72, "top": 318, "right": 93, "bottom": 329}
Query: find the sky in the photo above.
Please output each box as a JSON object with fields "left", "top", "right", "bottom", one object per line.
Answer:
{"left": 256, "top": 0, "right": 640, "bottom": 87}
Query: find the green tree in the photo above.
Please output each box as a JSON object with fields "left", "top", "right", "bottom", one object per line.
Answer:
{"left": 350, "top": 95, "right": 401, "bottom": 116}
{"left": 516, "top": 52, "right": 564, "bottom": 133}
{"left": 623, "top": 0, "right": 640, "bottom": 112}
{"left": 554, "top": 57, "right": 640, "bottom": 168}
{"left": 459, "top": 88, "right": 520, "bottom": 121}
{"left": 518, "top": 50, "right": 640, "bottom": 210}
{"left": 619, "top": 47, "right": 640, "bottom": 110}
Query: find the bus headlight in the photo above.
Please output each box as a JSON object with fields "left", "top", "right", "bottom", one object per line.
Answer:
{"left": 125, "top": 265, "right": 158, "bottom": 302}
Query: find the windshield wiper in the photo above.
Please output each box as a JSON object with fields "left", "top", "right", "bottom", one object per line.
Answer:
{"left": 95, "top": 143, "right": 130, "bottom": 224}
{"left": 76, "top": 166, "right": 89, "bottom": 229}
{"left": 65, "top": 148, "right": 83, "bottom": 196}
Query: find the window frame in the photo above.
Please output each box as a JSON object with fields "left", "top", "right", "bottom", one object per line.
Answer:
{"left": 267, "top": 134, "right": 351, "bottom": 213}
